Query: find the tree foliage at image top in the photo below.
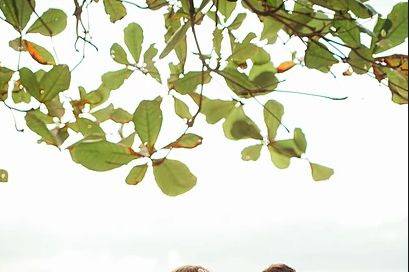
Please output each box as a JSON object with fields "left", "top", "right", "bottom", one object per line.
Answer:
{"left": 0, "top": 0, "right": 407, "bottom": 195}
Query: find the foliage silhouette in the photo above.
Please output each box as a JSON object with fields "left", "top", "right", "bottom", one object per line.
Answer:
{"left": 0, "top": 0, "right": 407, "bottom": 195}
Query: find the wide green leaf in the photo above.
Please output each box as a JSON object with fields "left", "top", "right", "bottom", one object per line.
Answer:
{"left": 310, "top": 163, "right": 334, "bottom": 182}
{"left": 27, "top": 8, "right": 67, "bottom": 36}
{"left": 69, "top": 139, "right": 138, "bottom": 171}
{"left": 223, "top": 106, "right": 263, "bottom": 140}
{"left": 110, "top": 43, "right": 130, "bottom": 65}
{"left": 170, "top": 71, "right": 211, "bottom": 95}
{"left": 372, "top": 3, "right": 408, "bottom": 54}
{"left": 133, "top": 99, "right": 163, "bottom": 152}
{"left": 69, "top": 118, "right": 106, "bottom": 139}
{"left": 103, "top": 0, "right": 127, "bottom": 23}
{"left": 101, "top": 69, "right": 133, "bottom": 90}
{"left": 124, "top": 23, "right": 144, "bottom": 63}
{"left": 305, "top": 42, "right": 338, "bottom": 73}
{"left": 242, "top": 144, "right": 263, "bottom": 161}
{"left": 38, "top": 65, "right": 71, "bottom": 102}
{"left": 153, "top": 159, "right": 197, "bottom": 196}
{"left": 190, "top": 93, "right": 237, "bottom": 124}
{"left": 0, "top": 0, "right": 35, "bottom": 31}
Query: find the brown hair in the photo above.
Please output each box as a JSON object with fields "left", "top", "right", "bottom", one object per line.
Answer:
{"left": 263, "top": 264, "right": 296, "bottom": 272}
{"left": 173, "top": 266, "right": 209, "bottom": 272}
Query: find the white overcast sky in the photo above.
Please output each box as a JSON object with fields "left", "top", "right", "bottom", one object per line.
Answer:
{"left": 0, "top": 0, "right": 408, "bottom": 271}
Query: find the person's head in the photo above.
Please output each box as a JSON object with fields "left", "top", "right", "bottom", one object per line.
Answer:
{"left": 173, "top": 266, "right": 209, "bottom": 272}
{"left": 263, "top": 264, "right": 296, "bottom": 272}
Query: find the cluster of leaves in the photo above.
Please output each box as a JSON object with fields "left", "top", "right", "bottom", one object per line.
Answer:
{"left": 0, "top": 0, "right": 407, "bottom": 195}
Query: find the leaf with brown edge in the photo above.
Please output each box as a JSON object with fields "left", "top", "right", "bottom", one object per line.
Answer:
{"left": 126, "top": 164, "right": 148, "bottom": 185}
{"left": 166, "top": 134, "right": 203, "bottom": 149}
{"left": 373, "top": 54, "right": 408, "bottom": 81}
{"left": 69, "top": 139, "right": 139, "bottom": 172}
{"left": 9, "top": 39, "right": 56, "bottom": 65}
{"left": 277, "top": 61, "right": 296, "bottom": 73}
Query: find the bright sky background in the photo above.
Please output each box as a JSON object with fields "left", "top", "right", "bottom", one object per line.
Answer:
{"left": 0, "top": 0, "right": 408, "bottom": 272}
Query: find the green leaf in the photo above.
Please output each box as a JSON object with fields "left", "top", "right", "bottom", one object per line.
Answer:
{"left": 19, "top": 68, "right": 41, "bottom": 101}
{"left": 309, "top": 0, "right": 375, "bottom": 19}
{"left": 0, "top": 169, "right": 8, "bottom": 182}
{"left": 170, "top": 71, "right": 212, "bottom": 95}
{"left": 92, "top": 104, "right": 115, "bottom": 123}
{"left": 223, "top": 106, "right": 263, "bottom": 140}
{"left": 221, "top": 67, "right": 277, "bottom": 97}
{"left": 160, "top": 23, "right": 190, "bottom": 59}
{"left": 126, "top": 164, "right": 148, "bottom": 185}
{"left": 69, "top": 139, "right": 138, "bottom": 171}
{"left": 110, "top": 43, "right": 130, "bottom": 65}
{"left": 268, "top": 128, "right": 308, "bottom": 169}
{"left": 133, "top": 99, "right": 163, "bottom": 151}
{"left": 144, "top": 44, "right": 161, "bottom": 83}
{"left": 119, "top": 133, "right": 136, "bottom": 148}
{"left": 268, "top": 144, "right": 291, "bottom": 169}
{"left": 373, "top": 2, "right": 408, "bottom": 53}
{"left": 294, "top": 128, "right": 307, "bottom": 154}
{"left": 25, "top": 110, "right": 60, "bottom": 147}
{"left": 0, "top": 67, "right": 14, "bottom": 101}
{"left": 38, "top": 65, "right": 71, "bottom": 102}
{"left": 333, "top": 18, "right": 361, "bottom": 48}
{"left": 305, "top": 42, "right": 338, "bottom": 73}
{"left": 124, "top": 23, "right": 144, "bottom": 63}
{"left": 387, "top": 69, "right": 408, "bottom": 105}
{"left": 103, "top": 0, "right": 127, "bottom": 23}
{"left": 264, "top": 100, "right": 284, "bottom": 141}
{"left": 348, "top": 47, "right": 374, "bottom": 75}
{"left": 213, "top": 28, "right": 223, "bottom": 56}
{"left": 174, "top": 96, "right": 192, "bottom": 120}
{"left": 45, "top": 96, "right": 65, "bottom": 118}
{"left": 27, "top": 8, "right": 67, "bottom": 36}
{"left": 310, "top": 163, "right": 334, "bottom": 182}
{"left": 153, "top": 159, "right": 197, "bottom": 196}
{"left": 0, "top": 0, "right": 35, "bottom": 31}
{"left": 229, "top": 13, "right": 247, "bottom": 30}
{"left": 191, "top": 93, "right": 236, "bottom": 124}
{"left": 261, "top": 17, "right": 283, "bottom": 44}
{"left": 101, "top": 69, "right": 133, "bottom": 90}
{"left": 146, "top": 0, "right": 168, "bottom": 10}
{"left": 229, "top": 42, "right": 270, "bottom": 66}
{"left": 241, "top": 144, "right": 263, "bottom": 161}
{"left": 217, "top": 0, "right": 236, "bottom": 20}
{"left": 69, "top": 118, "right": 106, "bottom": 139}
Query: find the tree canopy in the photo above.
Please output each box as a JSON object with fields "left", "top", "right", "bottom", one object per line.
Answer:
{"left": 0, "top": 0, "right": 408, "bottom": 195}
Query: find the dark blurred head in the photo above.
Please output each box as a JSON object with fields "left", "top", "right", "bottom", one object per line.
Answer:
{"left": 173, "top": 266, "right": 209, "bottom": 272}
{"left": 263, "top": 264, "right": 296, "bottom": 272}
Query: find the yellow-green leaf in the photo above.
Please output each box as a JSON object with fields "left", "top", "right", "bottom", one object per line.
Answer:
{"left": 126, "top": 164, "right": 148, "bottom": 185}
{"left": 153, "top": 159, "right": 197, "bottom": 196}
{"left": 310, "top": 163, "right": 334, "bottom": 182}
